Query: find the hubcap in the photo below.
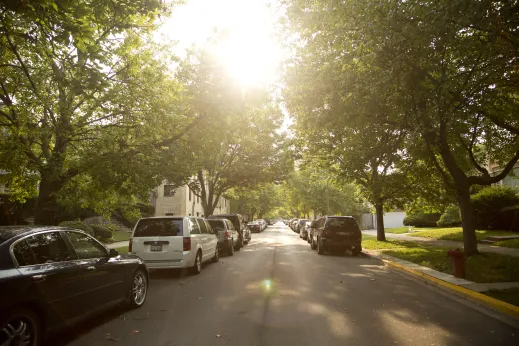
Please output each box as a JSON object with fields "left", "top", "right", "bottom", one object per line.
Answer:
{"left": 1, "top": 318, "right": 33, "bottom": 346}
{"left": 132, "top": 272, "right": 147, "bottom": 306}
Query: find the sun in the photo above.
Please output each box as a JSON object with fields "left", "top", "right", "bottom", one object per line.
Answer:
{"left": 160, "top": 0, "right": 284, "bottom": 87}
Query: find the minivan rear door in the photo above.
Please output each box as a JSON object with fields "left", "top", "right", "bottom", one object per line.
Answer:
{"left": 131, "top": 218, "right": 184, "bottom": 262}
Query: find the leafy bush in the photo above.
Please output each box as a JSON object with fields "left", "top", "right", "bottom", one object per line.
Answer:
{"left": 90, "top": 224, "right": 112, "bottom": 239}
{"left": 471, "top": 186, "right": 519, "bottom": 230}
{"left": 437, "top": 205, "right": 461, "bottom": 227}
{"left": 403, "top": 212, "right": 441, "bottom": 227}
{"left": 58, "top": 220, "right": 94, "bottom": 236}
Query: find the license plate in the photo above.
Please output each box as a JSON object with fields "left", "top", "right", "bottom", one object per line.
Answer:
{"left": 150, "top": 245, "right": 162, "bottom": 252}
{"left": 336, "top": 232, "right": 350, "bottom": 236}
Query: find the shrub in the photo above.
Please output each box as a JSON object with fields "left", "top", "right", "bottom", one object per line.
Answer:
{"left": 403, "top": 212, "right": 441, "bottom": 227}
{"left": 471, "top": 186, "right": 519, "bottom": 230}
{"left": 90, "top": 224, "right": 112, "bottom": 239}
{"left": 58, "top": 220, "right": 94, "bottom": 236}
{"left": 437, "top": 205, "right": 461, "bottom": 227}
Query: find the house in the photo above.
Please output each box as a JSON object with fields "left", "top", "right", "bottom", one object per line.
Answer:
{"left": 151, "top": 182, "right": 231, "bottom": 217}
{"left": 358, "top": 209, "right": 406, "bottom": 230}
{"left": 489, "top": 162, "right": 519, "bottom": 190}
{"left": 0, "top": 169, "right": 10, "bottom": 194}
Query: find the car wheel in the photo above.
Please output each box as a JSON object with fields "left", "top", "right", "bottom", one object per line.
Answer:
{"left": 212, "top": 246, "right": 220, "bottom": 263}
{"left": 317, "top": 239, "right": 325, "bottom": 255}
{"left": 128, "top": 269, "right": 148, "bottom": 308}
{"left": 235, "top": 237, "right": 242, "bottom": 251}
{"left": 311, "top": 238, "right": 316, "bottom": 250}
{"left": 191, "top": 251, "right": 202, "bottom": 275}
{"left": 228, "top": 241, "right": 234, "bottom": 256}
{"left": 0, "top": 308, "right": 41, "bottom": 346}
{"left": 352, "top": 247, "right": 362, "bottom": 257}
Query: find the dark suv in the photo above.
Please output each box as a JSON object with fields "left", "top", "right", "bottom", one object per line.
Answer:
{"left": 310, "top": 216, "right": 362, "bottom": 256}
{"left": 208, "top": 214, "right": 251, "bottom": 246}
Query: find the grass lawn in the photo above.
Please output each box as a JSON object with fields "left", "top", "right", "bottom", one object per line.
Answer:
{"left": 483, "top": 288, "right": 519, "bottom": 307}
{"left": 410, "top": 227, "right": 519, "bottom": 243}
{"left": 494, "top": 238, "right": 519, "bottom": 249}
{"left": 383, "top": 244, "right": 519, "bottom": 283}
{"left": 115, "top": 246, "right": 129, "bottom": 254}
{"left": 362, "top": 234, "right": 421, "bottom": 250}
{"left": 385, "top": 227, "right": 415, "bottom": 234}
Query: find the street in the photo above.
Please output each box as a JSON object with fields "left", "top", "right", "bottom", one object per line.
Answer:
{"left": 53, "top": 223, "right": 518, "bottom": 346}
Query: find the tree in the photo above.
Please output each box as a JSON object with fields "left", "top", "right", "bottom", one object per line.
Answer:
{"left": 0, "top": 1, "right": 195, "bottom": 223}
{"left": 283, "top": 0, "right": 519, "bottom": 255}
{"left": 178, "top": 51, "right": 293, "bottom": 216}
{"left": 229, "top": 183, "right": 282, "bottom": 220}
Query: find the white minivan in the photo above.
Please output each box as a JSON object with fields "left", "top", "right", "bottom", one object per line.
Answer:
{"left": 130, "top": 216, "right": 219, "bottom": 274}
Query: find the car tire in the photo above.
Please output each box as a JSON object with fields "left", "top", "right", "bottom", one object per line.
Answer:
{"left": 128, "top": 269, "right": 148, "bottom": 308}
{"left": 191, "top": 251, "right": 202, "bottom": 275}
{"left": 352, "top": 247, "right": 362, "bottom": 257}
{"left": 311, "top": 238, "right": 317, "bottom": 250}
{"left": 212, "top": 246, "right": 220, "bottom": 263}
{"left": 235, "top": 237, "right": 243, "bottom": 251}
{"left": 317, "top": 239, "right": 325, "bottom": 255}
{"left": 0, "top": 308, "right": 41, "bottom": 346}
{"left": 228, "top": 241, "right": 234, "bottom": 256}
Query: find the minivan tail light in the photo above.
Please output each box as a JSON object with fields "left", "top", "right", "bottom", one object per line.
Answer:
{"left": 129, "top": 239, "right": 133, "bottom": 252}
{"left": 183, "top": 237, "right": 191, "bottom": 251}
{"left": 224, "top": 231, "right": 230, "bottom": 239}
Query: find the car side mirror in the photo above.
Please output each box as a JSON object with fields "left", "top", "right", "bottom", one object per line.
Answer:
{"left": 109, "top": 249, "right": 119, "bottom": 257}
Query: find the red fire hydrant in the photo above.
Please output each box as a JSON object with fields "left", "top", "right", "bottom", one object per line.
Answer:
{"left": 447, "top": 248, "right": 466, "bottom": 279}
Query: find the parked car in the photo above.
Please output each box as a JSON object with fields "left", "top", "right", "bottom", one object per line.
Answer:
{"left": 299, "top": 221, "right": 312, "bottom": 240}
{"left": 130, "top": 216, "right": 219, "bottom": 274}
{"left": 295, "top": 219, "right": 310, "bottom": 234}
{"left": 256, "top": 219, "right": 267, "bottom": 231}
{"left": 207, "top": 218, "right": 241, "bottom": 256}
{"left": 248, "top": 221, "right": 262, "bottom": 233}
{"left": 289, "top": 219, "right": 298, "bottom": 231}
{"left": 307, "top": 219, "right": 318, "bottom": 244}
{"left": 208, "top": 214, "right": 249, "bottom": 246}
{"left": 0, "top": 226, "right": 149, "bottom": 346}
{"left": 310, "top": 216, "right": 362, "bottom": 256}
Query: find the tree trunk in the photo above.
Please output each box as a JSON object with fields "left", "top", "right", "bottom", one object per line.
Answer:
{"left": 375, "top": 202, "right": 386, "bottom": 241}
{"left": 457, "top": 187, "right": 479, "bottom": 256}
{"left": 34, "top": 172, "right": 62, "bottom": 225}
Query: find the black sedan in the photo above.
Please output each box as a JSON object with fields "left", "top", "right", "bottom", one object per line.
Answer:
{"left": 0, "top": 226, "right": 149, "bottom": 346}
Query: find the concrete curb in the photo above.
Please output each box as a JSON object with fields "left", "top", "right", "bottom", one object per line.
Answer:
{"left": 362, "top": 252, "right": 519, "bottom": 319}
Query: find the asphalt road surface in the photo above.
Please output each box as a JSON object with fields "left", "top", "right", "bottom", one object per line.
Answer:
{"left": 52, "top": 223, "right": 518, "bottom": 346}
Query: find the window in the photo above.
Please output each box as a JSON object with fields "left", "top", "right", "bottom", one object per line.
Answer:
{"left": 227, "top": 220, "right": 235, "bottom": 231}
{"left": 196, "top": 212, "right": 200, "bottom": 217}
{"left": 207, "top": 219, "right": 225, "bottom": 231}
{"left": 164, "top": 185, "right": 176, "bottom": 197}
{"left": 25, "top": 232, "right": 75, "bottom": 264}
{"left": 134, "top": 219, "right": 183, "bottom": 237}
{"left": 225, "top": 199, "right": 227, "bottom": 207}
{"left": 198, "top": 218, "right": 209, "bottom": 234}
{"left": 12, "top": 240, "right": 36, "bottom": 266}
{"left": 189, "top": 218, "right": 200, "bottom": 234}
{"left": 197, "top": 195, "right": 200, "bottom": 203}
{"left": 189, "top": 188, "right": 192, "bottom": 201}
{"left": 65, "top": 232, "right": 107, "bottom": 259}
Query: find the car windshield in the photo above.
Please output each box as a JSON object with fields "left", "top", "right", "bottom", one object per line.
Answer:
{"left": 134, "top": 219, "right": 183, "bottom": 237}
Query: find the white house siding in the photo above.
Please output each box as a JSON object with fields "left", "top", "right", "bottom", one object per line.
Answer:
{"left": 361, "top": 211, "right": 407, "bottom": 230}
{"left": 153, "top": 183, "right": 231, "bottom": 217}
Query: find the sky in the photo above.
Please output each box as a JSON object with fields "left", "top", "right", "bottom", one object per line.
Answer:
{"left": 157, "top": 0, "right": 293, "bottom": 133}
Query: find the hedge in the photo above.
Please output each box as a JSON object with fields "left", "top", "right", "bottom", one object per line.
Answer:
{"left": 403, "top": 212, "right": 441, "bottom": 227}
{"left": 90, "top": 224, "right": 112, "bottom": 239}
{"left": 471, "top": 186, "right": 519, "bottom": 230}
{"left": 437, "top": 205, "right": 461, "bottom": 227}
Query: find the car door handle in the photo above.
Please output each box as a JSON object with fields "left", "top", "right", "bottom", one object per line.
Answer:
{"left": 31, "top": 275, "right": 46, "bottom": 282}
{"left": 85, "top": 266, "right": 96, "bottom": 272}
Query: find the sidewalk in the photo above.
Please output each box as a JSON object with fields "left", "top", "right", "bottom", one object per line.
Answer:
{"left": 363, "top": 249, "right": 519, "bottom": 323}
{"left": 362, "top": 230, "right": 519, "bottom": 258}
{"left": 106, "top": 240, "right": 129, "bottom": 249}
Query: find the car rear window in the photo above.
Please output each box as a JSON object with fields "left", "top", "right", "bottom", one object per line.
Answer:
{"left": 134, "top": 219, "right": 183, "bottom": 237}
{"left": 207, "top": 220, "right": 225, "bottom": 230}
{"left": 325, "top": 218, "right": 360, "bottom": 232}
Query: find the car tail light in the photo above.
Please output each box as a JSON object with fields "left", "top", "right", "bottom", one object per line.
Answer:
{"left": 183, "top": 237, "right": 191, "bottom": 251}
{"left": 129, "top": 239, "right": 132, "bottom": 252}
{"left": 224, "top": 231, "right": 230, "bottom": 239}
